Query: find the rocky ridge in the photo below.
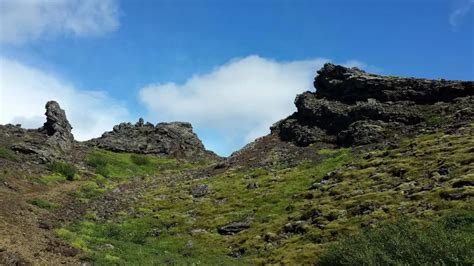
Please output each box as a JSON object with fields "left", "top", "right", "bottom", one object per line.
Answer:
{"left": 2, "top": 102, "right": 214, "bottom": 161}
{"left": 272, "top": 63, "right": 474, "bottom": 147}
{"left": 88, "top": 119, "right": 218, "bottom": 160}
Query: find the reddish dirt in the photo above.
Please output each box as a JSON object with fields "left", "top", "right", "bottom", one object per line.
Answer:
{"left": 0, "top": 178, "right": 83, "bottom": 265}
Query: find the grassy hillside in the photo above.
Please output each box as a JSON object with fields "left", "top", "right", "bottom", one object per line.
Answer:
{"left": 53, "top": 125, "right": 473, "bottom": 264}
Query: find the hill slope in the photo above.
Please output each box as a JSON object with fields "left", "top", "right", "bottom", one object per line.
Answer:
{"left": 0, "top": 64, "right": 473, "bottom": 265}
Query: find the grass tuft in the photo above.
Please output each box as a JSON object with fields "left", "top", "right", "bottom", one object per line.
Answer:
{"left": 0, "top": 147, "right": 18, "bottom": 161}
{"left": 28, "top": 198, "right": 58, "bottom": 209}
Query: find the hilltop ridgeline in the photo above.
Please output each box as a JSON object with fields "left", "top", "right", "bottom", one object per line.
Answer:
{"left": 2, "top": 102, "right": 215, "bottom": 161}
{"left": 272, "top": 63, "right": 474, "bottom": 147}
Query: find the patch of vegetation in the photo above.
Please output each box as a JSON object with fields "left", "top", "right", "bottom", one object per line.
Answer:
{"left": 424, "top": 114, "right": 449, "bottom": 127}
{"left": 28, "top": 198, "right": 58, "bottom": 209}
{"left": 57, "top": 219, "right": 240, "bottom": 265}
{"left": 74, "top": 175, "right": 110, "bottom": 201}
{"left": 86, "top": 150, "right": 185, "bottom": 179}
{"left": 130, "top": 154, "right": 151, "bottom": 165}
{"left": 39, "top": 173, "right": 67, "bottom": 184}
{"left": 47, "top": 161, "right": 78, "bottom": 181}
{"left": 319, "top": 211, "right": 474, "bottom": 265}
{"left": 0, "top": 147, "right": 18, "bottom": 161}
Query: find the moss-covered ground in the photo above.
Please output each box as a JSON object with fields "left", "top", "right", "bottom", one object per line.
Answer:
{"left": 56, "top": 126, "right": 473, "bottom": 264}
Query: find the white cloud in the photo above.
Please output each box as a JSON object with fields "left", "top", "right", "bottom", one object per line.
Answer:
{"left": 139, "top": 55, "right": 364, "bottom": 155}
{"left": 0, "top": 0, "right": 119, "bottom": 44}
{"left": 0, "top": 57, "right": 129, "bottom": 140}
{"left": 449, "top": 0, "right": 474, "bottom": 28}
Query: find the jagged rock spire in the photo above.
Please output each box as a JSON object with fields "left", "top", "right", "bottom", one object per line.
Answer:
{"left": 41, "top": 101, "right": 74, "bottom": 152}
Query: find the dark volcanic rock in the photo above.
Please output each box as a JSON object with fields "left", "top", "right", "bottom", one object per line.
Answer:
{"left": 272, "top": 63, "right": 474, "bottom": 147}
{"left": 218, "top": 214, "right": 254, "bottom": 235}
{"left": 40, "top": 101, "right": 74, "bottom": 152}
{"left": 89, "top": 119, "right": 217, "bottom": 160}
{"left": 10, "top": 101, "right": 74, "bottom": 160}
{"left": 314, "top": 63, "right": 473, "bottom": 104}
{"left": 218, "top": 221, "right": 250, "bottom": 235}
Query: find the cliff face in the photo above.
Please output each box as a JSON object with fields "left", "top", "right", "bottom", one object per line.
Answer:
{"left": 272, "top": 63, "right": 474, "bottom": 147}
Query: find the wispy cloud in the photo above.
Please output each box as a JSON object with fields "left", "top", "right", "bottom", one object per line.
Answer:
{"left": 449, "top": 0, "right": 474, "bottom": 29}
{"left": 139, "top": 55, "right": 368, "bottom": 155}
{"left": 0, "top": 0, "right": 120, "bottom": 44}
{"left": 0, "top": 57, "right": 129, "bottom": 140}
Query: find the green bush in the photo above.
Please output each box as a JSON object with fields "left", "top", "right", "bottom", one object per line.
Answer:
{"left": 319, "top": 214, "right": 474, "bottom": 265}
{"left": 0, "top": 147, "right": 18, "bottom": 161}
{"left": 47, "top": 161, "right": 77, "bottom": 181}
{"left": 130, "top": 154, "right": 151, "bottom": 166}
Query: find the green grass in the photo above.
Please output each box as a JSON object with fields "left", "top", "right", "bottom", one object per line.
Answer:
{"left": 28, "top": 198, "right": 58, "bottom": 209}
{"left": 57, "top": 126, "right": 473, "bottom": 264}
{"left": 39, "top": 173, "right": 67, "bottom": 184}
{"left": 47, "top": 161, "right": 78, "bottom": 181}
{"left": 86, "top": 150, "right": 185, "bottom": 180}
{"left": 59, "top": 148, "right": 354, "bottom": 264}
{"left": 57, "top": 217, "right": 241, "bottom": 265}
{"left": 130, "top": 154, "right": 151, "bottom": 166}
{"left": 319, "top": 211, "right": 474, "bottom": 265}
{"left": 0, "top": 147, "right": 18, "bottom": 161}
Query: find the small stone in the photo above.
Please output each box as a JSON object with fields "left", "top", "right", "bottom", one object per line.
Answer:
{"left": 102, "top": 244, "right": 114, "bottom": 250}
{"left": 38, "top": 221, "right": 53, "bottom": 230}
{"left": 438, "top": 166, "right": 451, "bottom": 176}
{"left": 246, "top": 183, "right": 258, "bottom": 189}
{"left": 191, "top": 184, "right": 209, "bottom": 198}
{"left": 149, "top": 228, "right": 162, "bottom": 237}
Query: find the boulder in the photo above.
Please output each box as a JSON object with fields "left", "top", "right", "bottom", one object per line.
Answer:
{"left": 191, "top": 184, "right": 209, "bottom": 198}
{"left": 218, "top": 214, "right": 254, "bottom": 235}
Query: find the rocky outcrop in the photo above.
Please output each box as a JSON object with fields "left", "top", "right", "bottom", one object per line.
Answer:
{"left": 10, "top": 101, "right": 74, "bottom": 161}
{"left": 40, "top": 101, "right": 74, "bottom": 152}
{"left": 89, "top": 119, "right": 217, "bottom": 160}
{"left": 272, "top": 63, "right": 474, "bottom": 146}
{"left": 314, "top": 63, "right": 473, "bottom": 104}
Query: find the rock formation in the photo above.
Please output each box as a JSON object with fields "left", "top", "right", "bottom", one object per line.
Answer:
{"left": 9, "top": 101, "right": 74, "bottom": 161}
{"left": 272, "top": 63, "right": 474, "bottom": 146}
{"left": 40, "top": 101, "right": 74, "bottom": 152}
{"left": 89, "top": 119, "right": 217, "bottom": 160}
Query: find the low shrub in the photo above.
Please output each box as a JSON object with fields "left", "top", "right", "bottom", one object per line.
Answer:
{"left": 47, "top": 161, "right": 77, "bottom": 181}
{"left": 319, "top": 213, "right": 474, "bottom": 265}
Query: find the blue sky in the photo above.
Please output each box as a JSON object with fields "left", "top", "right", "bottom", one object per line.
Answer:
{"left": 0, "top": 0, "right": 473, "bottom": 156}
